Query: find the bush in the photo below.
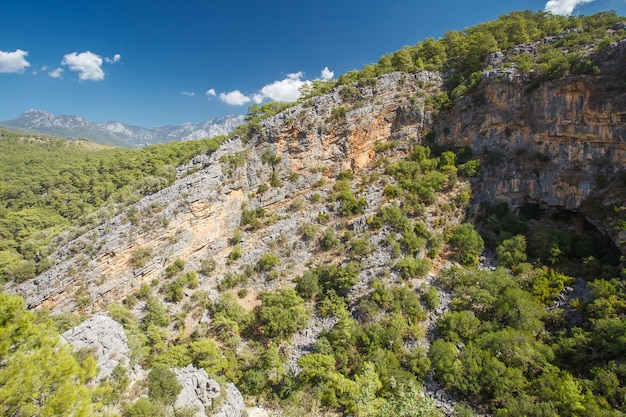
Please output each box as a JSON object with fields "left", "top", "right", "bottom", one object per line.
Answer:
{"left": 445, "top": 223, "right": 484, "bottom": 266}
{"left": 228, "top": 244, "right": 243, "bottom": 263}
{"left": 256, "top": 288, "right": 309, "bottom": 339}
{"left": 337, "top": 191, "right": 366, "bottom": 216}
{"left": 165, "top": 258, "right": 185, "bottom": 278}
{"left": 396, "top": 256, "right": 431, "bottom": 280}
{"left": 496, "top": 235, "right": 527, "bottom": 268}
{"left": 130, "top": 247, "right": 152, "bottom": 268}
{"left": 295, "top": 270, "right": 320, "bottom": 300}
{"left": 165, "top": 281, "right": 183, "bottom": 302}
{"left": 300, "top": 223, "right": 318, "bottom": 240}
{"left": 257, "top": 252, "right": 279, "bottom": 272}
{"left": 320, "top": 229, "right": 340, "bottom": 251}
{"left": 148, "top": 365, "right": 182, "bottom": 405}
{"left": 421, "top": 285, "right": 440, "bottom": 310}
{"left": 123, "top": 398, "right": 164, "bottom": 417}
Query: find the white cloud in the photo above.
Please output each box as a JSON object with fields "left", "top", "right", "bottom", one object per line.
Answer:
{"left": 260, "top": 72, "right": 307, "bottom": 102}
{"left": 62, "top": 51, "right": 105, "bottom": 81}
{"left": 219, "top": 67, "right": 335, "bottom": 106}
{"left": 320, "top": 67, "right": 334, "bottom": 80}
{"left": 105, "top": 54, "right": 121, "bottom": 64}
{"left": 49, "top": 68, "right": 64, "bottom": 79}
{"left": 0, "top": 49, "right": 31, "bottom": 73}
{"left": 252, "top": 93, "right": 264, "bottom": 104}
{"left": 219, "top": 90, "right": 251, "bottom": 105}
{"left": 181, "top": 91, "right": 195, "bottom": 96}
{"left": 545, "top": 0, "right": 595, "bottom": 15}
{"left": 206, "top": 88, "right": 216, "bottom": 97}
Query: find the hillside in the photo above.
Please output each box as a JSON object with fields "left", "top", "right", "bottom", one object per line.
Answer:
{"left": 2, "top": 10, "right": 626, "bottom": 417}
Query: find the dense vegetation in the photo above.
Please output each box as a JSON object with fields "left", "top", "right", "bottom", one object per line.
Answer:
{"left": 1, "top": 8, "right": 626, "bottom": 417}
{"left": 0, "top": 129, "right": 225, "bottom": 284}
{"left": 301, "top": 10, "right": 626, "bottom": 102}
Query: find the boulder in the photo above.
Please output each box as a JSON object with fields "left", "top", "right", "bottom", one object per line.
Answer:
{"left": 212, "top": 383, "right": 245, "bottom": 417}
{"left": 61, "top": 314, "right": 130, "bottom": 381}
{"left": 174, "top": 365, "right": 245, "bottom": 417}
{"left": 174, "top": 365, "right": 220, "bottom": 416}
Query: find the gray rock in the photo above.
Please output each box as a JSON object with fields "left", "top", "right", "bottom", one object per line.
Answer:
{"left": 174, "top": 365, "right": 220, "bottom": 417}
{"left": 173, "top": 366, "right": 245, "bottom": 417}
{"left": 613, "top": 22, "right": 626, "bottom": 30}
{"left": 212, "top": 383, "right": 245, "bottom": 417}
{"left": 61, "top": 314, "right": 130, "bottom": 381}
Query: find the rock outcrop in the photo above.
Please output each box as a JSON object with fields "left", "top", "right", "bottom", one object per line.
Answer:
{"left": 212, "top": 383, "right": 245, "bottom": 417}
{"left": 61, "top": 314, "right": 130, "bottom": 381}
{"left": 433, "top": 40, "right": 626, "bottom": 251}
{"left": 10, "top": 71, "right": 440, "bottom": 313}
{"left": 8, "top": 42, "right": 626, "bottom": 314}
{"left": 174, "top": 366, "right": 245, "bottom": 417}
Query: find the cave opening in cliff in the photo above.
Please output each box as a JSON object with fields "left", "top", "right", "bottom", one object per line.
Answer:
{"left": 478, "top": 202, "right": 622, "bottom": 279}
{"left": 520, "top": 203, "right": 622, "bottom": 278}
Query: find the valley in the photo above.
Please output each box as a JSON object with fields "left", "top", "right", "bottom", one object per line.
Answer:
{"left": 1, "top": 10, "right": 626, "bottom": 417}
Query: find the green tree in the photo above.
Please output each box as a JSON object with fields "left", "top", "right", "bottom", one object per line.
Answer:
{"left": 0, "top": 293, "right": 96, "bottom": 417}
{"left": 445, "top": 223, "right": 484, "bottom": 266}
{"left": 189, "top": 339, "right": 228, "bottom": 376}
{"left": 148, "top": 364, "right": 182, "bottom": 405}
{"left": 256, "top": 288, "right": 309, "bottom": 340}
{"left": 496, "top": 235, "right": 527, "bottom": 268}
{"left": 123, "top": 397, "right": 165, "bottom": 417}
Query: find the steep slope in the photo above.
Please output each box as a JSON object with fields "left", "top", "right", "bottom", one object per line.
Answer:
{"left": 432, "top": 39, "right": 626, "bottom": 252}
{"left": 10, "top": 71, "right": 444, "bottom": 312}
{"left": 13, "top": 37, "right": 626, "bottom": 312}
{"left": 5, "top": 21, "right": 626, "bottom": 416}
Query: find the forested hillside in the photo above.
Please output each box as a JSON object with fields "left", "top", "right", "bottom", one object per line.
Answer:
{"left": 0, "top": 129, "right": 225, "bottom": 283}
{"left": 2, "top": 10, "right": 626, "bottom": 417}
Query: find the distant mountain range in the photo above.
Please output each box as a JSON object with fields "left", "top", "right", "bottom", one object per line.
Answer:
{"left": 0, "top": 109, "right": 245, "bottom": 147}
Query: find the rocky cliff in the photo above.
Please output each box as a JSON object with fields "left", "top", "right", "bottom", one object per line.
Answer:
{"left": 8, "top": 41, "right": 626, "bottom": 314}
{"left": 9, "top": 71, "right": 443, "bottom": 312}
{"left": 432, "top": 40, "right": 626, "bottom": 251}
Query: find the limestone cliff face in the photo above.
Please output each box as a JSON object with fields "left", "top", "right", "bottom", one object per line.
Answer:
{"left": 10, "top": 72, "right": 440, "bottom": 312}
{"left": 10, "top": 40, "right": 626, "bottom": 312}
{"left": 433, "top": 41, "right": 626, "bottom": 250}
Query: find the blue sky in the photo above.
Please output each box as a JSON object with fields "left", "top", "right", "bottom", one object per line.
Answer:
{"left": 1, "top": 0, "right": 625, "bottom": 128}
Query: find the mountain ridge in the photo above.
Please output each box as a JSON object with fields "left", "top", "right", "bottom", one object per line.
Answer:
{"left": 3, "top": 10, "right": 626, "bottom": 417}
{"left": 0, "top": 109, "right": 244, "bottom": 147}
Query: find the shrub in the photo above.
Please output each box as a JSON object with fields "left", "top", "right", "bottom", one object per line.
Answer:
{"left": 320, "top": 229, "right": 340, "bottom": 251}
{"left": 256, "top": 288, "right": 309, "bottom": 339}
{"left": 123, "top": 398, "right": 164, "bottom": 417}
{"left": 337, "top": 191, "right": 366, "bottom": 216}
{"left": 496, "top": 235, "right": 527, "bottom": 268}
{"left": 337, "top": 170, "right": 355, "bottom": 180}
{"left": 228, "top": 245, "right": 243, "bottom": 263}
{"left": 421, "top": 285, "right": 440, "bottom": 310}
{"left": 300, "top": 223, "right": 318, "bottom": 240}
{"left": 165, "top": 258, "right": 185, "bottom": 278}
{"left": 327, "top": 106, "right": 349, "bottom": 123}
{"left": 396, "top": 256, "right": 432, "bottom": 280}
{"left": 295, "top": 270, "right": 320, "bottom": 300}
{"left": 130, "top": 247, "right": 152, "bottom": 268}
{"left": 148, "top": 365, "right": 182, "bottom": 405}
{"left": 257, "top": 252, "right": 280, "bottom": 272}
{"left": 199, "top": 259, "right": 216, "bottom": 275}
{"left": 165, "top": 281, "right": 183, "bottom": 302}
{"left": 445, "top": 223, "right": 484, "bottom": 266}
{"left": 257, "top": 183, "right": 269, "bottom": 194}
